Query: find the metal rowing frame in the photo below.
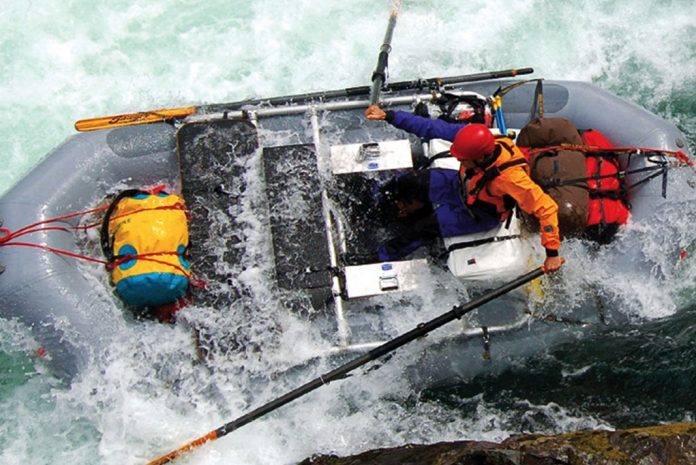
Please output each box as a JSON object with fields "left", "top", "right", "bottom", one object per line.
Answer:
{"left": 191, "top": 93, "right": 550, "bottom": 358}
{"left": 188, "top": 95, "right": 435, "bottom": 123}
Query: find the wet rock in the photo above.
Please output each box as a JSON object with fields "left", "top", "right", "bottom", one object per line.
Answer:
{"left": 298, "top": 422, "right": 696, "bottom": 465}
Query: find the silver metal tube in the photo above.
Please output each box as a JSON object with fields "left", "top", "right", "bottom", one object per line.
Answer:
{"left": 309, "top": 107, "right": 351, "bottom": 347}
{"left": 321, "top": 314, "right": 536, "bottom": 356}
{"left": 187, "top": 94, "right": 436, "bottom": 124}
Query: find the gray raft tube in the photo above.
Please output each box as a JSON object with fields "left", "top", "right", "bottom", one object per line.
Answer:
{"left": 195, "top": 79, "right": 690, "bottom": 155}
{"left": 0, "top": 79, "right": 690, "bottom": 383}
{"left": 0, "top": 123, "right": 180, "bottom": 382}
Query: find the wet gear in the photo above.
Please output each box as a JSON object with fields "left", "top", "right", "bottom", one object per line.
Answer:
{"left": 515, "top": 115, "right": 592, "bottom": 238}
{"left": 413, "top": 92, "right": 493, "bottom": 126}
{"left": 101, "top": 188, "right": 191, "bottom": 307}
{"left": 518, "top": 117, "right": 631, "bottom": 243}
{"left": 579, "top": 128, "right": 630, "bottom": 241}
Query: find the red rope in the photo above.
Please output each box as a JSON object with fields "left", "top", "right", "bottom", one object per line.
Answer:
{"left": 525, "top": 144, "right": 694, "bottom": 167}
{"left": 0, "top": 201, "right": 189, "bottom": 245}
{"left": 0, "top": 204, "right": 112, "bottom": 245}
{"left": 3, "top": 241, "right": 111, "bottom": 265}
{"left": 10, "top": 205, "right": 110, "bottom": 237}
{"left": 0, "top": 204, "right": 189, "bottom": 245}
{"left": 4, "top": 241, "right": 206, "bottom": 287}
{"left": 0, "top": 200, "right": 206, "bottom": 288}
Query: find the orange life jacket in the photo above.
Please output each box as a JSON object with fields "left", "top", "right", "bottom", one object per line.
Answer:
{"left": 460, "top": 137, "right": 561, "bottom": 252}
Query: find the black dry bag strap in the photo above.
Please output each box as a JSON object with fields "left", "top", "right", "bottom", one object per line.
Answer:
{"left": 421, "top": 150, "right": 455, "bottom": 169}
{"left": 447, "top": 234, "right": 521, "bottom": 253}
{"left": 530, "top": 79, "right": 544, "bottom": 119}
{"left": 100, "top": 189, "right": 148, "bottom": 263}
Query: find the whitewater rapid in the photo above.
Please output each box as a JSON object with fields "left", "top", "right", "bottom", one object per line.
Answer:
{"left": 1, "top": 2, "right": 695, "bottom": 465}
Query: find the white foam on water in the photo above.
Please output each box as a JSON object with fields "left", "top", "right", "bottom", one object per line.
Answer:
{"left": 2, "top": 1, "right": 696, "bottom": 464}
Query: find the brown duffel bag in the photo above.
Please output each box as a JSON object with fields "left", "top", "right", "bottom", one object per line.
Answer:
{"left": 517, "top": 117, "right": 583, "bottom": 147}
{"left": 517, "top": 118, "right": 588, "bottom": 237}
{"left": 527, "top": 149, "right": 589, "bottom": 237}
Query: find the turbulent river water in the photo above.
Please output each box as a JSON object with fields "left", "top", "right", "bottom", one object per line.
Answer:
{"left": 1, "top": 1, "right": 696, "bottom": 464}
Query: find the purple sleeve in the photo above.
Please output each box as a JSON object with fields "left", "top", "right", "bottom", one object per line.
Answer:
{"left": 388, "top": 111, "right": 465, "bottom": 142}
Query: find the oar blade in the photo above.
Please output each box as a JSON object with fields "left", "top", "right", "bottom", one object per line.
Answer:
{"left": 144, "top": 430, "right": 218, "bottom": 465}
{"left": 74, "top": 106, "right": 197, "bottom": 132}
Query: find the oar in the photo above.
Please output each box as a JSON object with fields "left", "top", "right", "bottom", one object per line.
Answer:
{"left": 369, "top": 0, "right": 402, "bottom": 105}
{"left": 74, "top": 106, "right": 197, "bottom": 132}
{"left": 202, "top": 67, "right": 534, "bottom": 113}
{"left": 143, "top": 266, "right": 546, "bottom": 465}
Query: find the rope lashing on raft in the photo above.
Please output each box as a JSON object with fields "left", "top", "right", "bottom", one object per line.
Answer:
{"left": 0, "top": 195, "right": 205, "bottom": 288}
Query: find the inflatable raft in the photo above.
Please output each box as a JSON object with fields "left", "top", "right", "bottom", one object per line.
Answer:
{"left": 0, "top": 71, "right": 692, "bottom": 382}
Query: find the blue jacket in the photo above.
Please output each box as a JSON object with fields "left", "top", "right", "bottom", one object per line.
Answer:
{"left": 377, "top": 169, "right": 499, "bottom": 261}
{"left": 386, "top": 110, "right": 466, "bottom": 142}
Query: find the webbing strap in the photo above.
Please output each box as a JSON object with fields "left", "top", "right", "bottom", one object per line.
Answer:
{"left": 421, "top": 150, "right": 454, "bottom": 169}
{"left": 447, "top": 234, "right": 521, "bottom": 253}
{"left": 470, "top": 158, "right": 527, "bottom": 197}
{"left": 537, "top": 164, "right": 665, "bottom": 190}
{"left": 589, "top": 190, "right": 625, "bottom": 200}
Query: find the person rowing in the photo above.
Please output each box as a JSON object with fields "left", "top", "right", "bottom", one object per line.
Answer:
{"left": 365, "top": 105, "right": 564, "bottom": 273}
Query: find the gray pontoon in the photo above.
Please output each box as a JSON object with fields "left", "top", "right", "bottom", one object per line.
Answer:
{"left": 0, "top": 73, "right": 691, "bottom": 382}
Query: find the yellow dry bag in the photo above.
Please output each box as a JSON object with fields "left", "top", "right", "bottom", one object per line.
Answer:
{"left": 100, "top": 188, "right": 190, "bottom": 306}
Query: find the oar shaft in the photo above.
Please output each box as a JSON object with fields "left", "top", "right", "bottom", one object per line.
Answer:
{"left": 144, "top": 267, "right": 544, "bottom": 465}
{"left": 218, "top": 268, "right": 543, "bottom": 436}
{"left": 370, "top": 0, "right": 402, "bottom": 105}
{"left": 433, "top": 67, "right": 534, "bottom": 87}
{"left": 201, "top": 67, "right": 534, "bottom": 113}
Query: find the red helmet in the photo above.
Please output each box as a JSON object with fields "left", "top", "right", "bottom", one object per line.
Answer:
{"left": 450, "top": 124, "right": 495, "bottom": 161}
